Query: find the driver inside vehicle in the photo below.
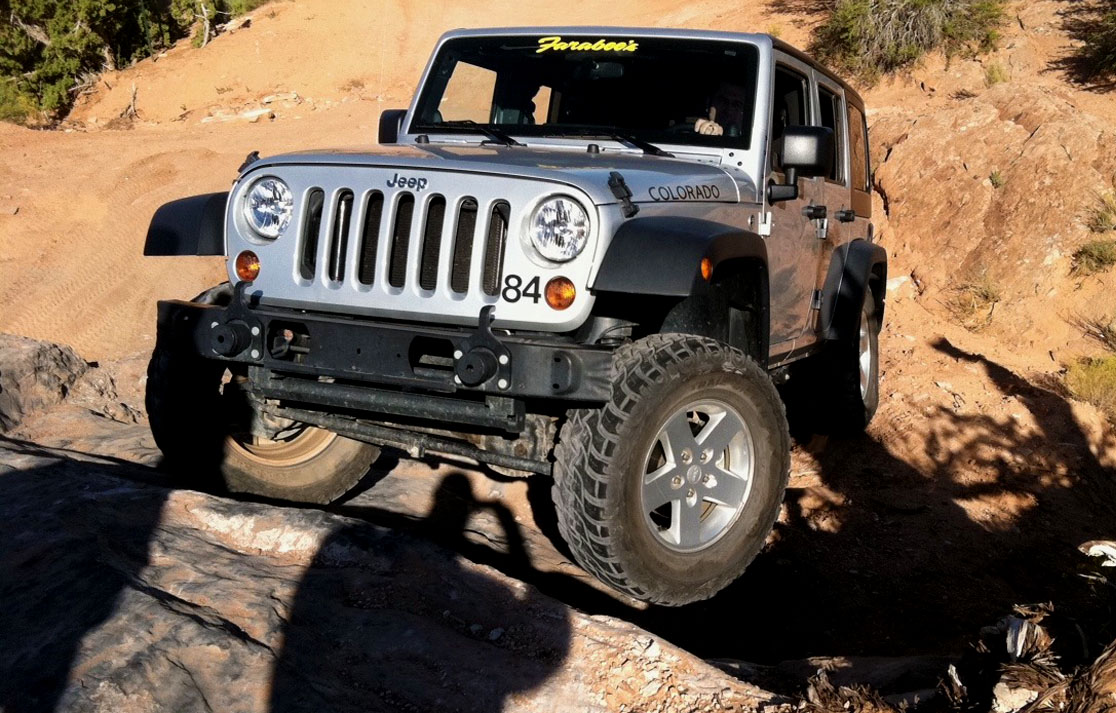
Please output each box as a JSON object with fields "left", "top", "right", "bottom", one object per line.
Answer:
{"left": 693, "top": 81, "right": 748, "bottom": 137}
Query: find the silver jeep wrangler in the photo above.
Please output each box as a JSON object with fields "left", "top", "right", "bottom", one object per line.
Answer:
{"left": 145, "top": 27, "right": 886, "bottom": 606}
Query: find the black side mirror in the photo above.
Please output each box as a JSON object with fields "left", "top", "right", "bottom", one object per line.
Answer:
{"left": 768, "top": 125, "right": 835, "bottom": 203}
{"left": 378, "top": 109, "right": 407, "bottom": 144}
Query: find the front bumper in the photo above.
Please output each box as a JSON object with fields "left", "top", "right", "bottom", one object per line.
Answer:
{"left": 155, "top": 283, "right": 614, "bottom": 432}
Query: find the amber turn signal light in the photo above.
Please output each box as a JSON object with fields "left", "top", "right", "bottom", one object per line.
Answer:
{"left": 235, "top": 250, "right": 260, "bottom": 282}
{"left": 700, "top": 257, "right": 712, "bottom": 281}
{"left": 545, "top": 276, "right": 576, "bottom": 310}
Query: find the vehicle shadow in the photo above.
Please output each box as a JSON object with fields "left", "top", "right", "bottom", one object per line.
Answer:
{"left": 1049, "top": 0, "right": 1116, "bottom": 92}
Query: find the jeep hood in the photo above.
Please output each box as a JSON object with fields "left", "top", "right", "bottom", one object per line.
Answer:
{"left": 249, "top": 145, "right": 753, "bottom": 206}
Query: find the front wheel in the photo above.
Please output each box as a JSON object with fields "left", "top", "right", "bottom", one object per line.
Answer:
{"left": 552, "top": 334, "right": 790, "bottom": 606}
{"left": 146, "top": 345, "right": 380, "bottom": 504}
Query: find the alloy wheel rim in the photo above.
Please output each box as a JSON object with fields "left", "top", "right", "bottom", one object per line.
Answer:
{"left": 639, "top": 399, "right": 755, "bottom": 553}
{"left": 228, "top": 427, "right": 336, "bottom": 467}
{"left": 859, "top": 309, "right": 873, "bottom": 400}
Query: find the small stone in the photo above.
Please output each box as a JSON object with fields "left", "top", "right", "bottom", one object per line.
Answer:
{"left": 488, "top": 627, "right": 504, "bottom": 641}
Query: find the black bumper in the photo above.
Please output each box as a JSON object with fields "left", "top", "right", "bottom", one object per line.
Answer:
{"left": 155, "top": 284, "right": 614, "bottom": 431}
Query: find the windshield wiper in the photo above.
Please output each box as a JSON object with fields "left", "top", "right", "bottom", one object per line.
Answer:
{"left": 429, "top": 120, "right": 525, "bottom": 147}
{"left": 607, "top": 132, "right": 674, "bottom": 158}
{"left": 558, "top": 128, "right": 674, "bottom": 157}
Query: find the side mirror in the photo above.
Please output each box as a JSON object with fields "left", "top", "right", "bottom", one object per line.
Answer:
{"left": 378, "top": 109, "right": 407, "bottom": 144}
{"left": 767, "top": 125, "right": 834, "bottom": 203}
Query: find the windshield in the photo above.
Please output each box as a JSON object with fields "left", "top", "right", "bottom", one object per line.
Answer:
{"left": 412, "top": 35, "right": 760, "bottom": 150}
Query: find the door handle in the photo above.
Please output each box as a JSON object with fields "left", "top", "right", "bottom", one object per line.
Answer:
{"left": 803, "top": 204, "right": 827, "bottom": 220}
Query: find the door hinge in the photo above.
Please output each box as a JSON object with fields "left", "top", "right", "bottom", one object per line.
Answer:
{"left": 757, "top": 211, "right": 773, "bottom": 237}
{"left": 815, "top": 217, "right": 829, "bottom": 241}
{"left": 811, "top": 289, "right": 823, "bottom": 311}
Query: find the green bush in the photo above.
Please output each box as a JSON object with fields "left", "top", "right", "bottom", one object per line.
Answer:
{"left": 813, "top": 0, "right": 1005, "bottom": 78}
{"left": 0, "top": 78, "right": 35, "bottom": 123}
{"left": 0, "top": 0, "right": 270, "bottom": 122}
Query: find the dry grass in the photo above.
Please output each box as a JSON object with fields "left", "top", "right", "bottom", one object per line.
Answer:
{"left": 947, "top": 274, "right": 1002, "bottom": 330}
{"left": 1088, "top": 191, "right": 1116, "bottom": 233}
{"left": 984, "top": 61, "right": 1009, "bottom": 85}
{"left": 989, "top": 170, "right": 1005, "bottom": 188}
{"left": 1072, "top": 240, "right": 1116, "bottom": 275}
{"left": 1066, "top": 356, "right": 1116, "bottom": 423}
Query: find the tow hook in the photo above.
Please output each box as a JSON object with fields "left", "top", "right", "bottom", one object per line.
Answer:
{"left": 208, "top": 281, "right": 263, "bottom": 359}
{"left": 454, "top": 305, "right": 513, "bottom": 390}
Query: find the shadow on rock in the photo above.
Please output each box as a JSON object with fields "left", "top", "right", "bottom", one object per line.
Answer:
{"left": 269, "top": 471, "right": 572, "bottom": 712}
{"left": 0, "top": 442, "right": 169, "bottom": 713}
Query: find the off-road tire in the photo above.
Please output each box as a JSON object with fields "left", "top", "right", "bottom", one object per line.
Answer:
{"left": 552, "top": 334, "right": 790, "bottom": 606}
{"left": 146, "top": 345, "right": 379, "bottom": 505}
{"left": 812, "top": 291, "right": 880, "bottom": 435}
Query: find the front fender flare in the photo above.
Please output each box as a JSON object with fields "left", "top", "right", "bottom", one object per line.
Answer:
{"left": 143, "top": 192, "right": 228, "bottom": 256}
{"left": 591, "top": 216, "right": 767, "bottom": 296}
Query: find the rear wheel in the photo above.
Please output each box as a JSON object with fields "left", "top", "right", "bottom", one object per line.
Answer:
{"left": 811, "top": 290, "right": 880, "bottom": 434}
{"left": 552, "top": 334, "right": 790, "bottom": 606}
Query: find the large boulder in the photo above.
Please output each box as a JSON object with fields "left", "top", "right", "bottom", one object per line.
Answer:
{"left": 0, "top": 334, "right": 87, "bottom": 432}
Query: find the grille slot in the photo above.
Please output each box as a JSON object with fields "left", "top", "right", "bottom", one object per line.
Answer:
{"left": 388, "top": 193, "right": 415, "bottom": 288}
{"left": 450, "top": 197, "right": 478, "bottom": 294}
{"left": 419, "top": 195, "right": 446, "bottom": 291}
{"left": 357, "top": 191, "right": 384, "bottom": 285}
{"left": 299, "top": 188, "right": 325, "bottom": 281}
{"left": 328, "top": 190, "right": 354, "bottom": 283}
{"left": 482, "top": 201, "right": 509, "bottom": 297}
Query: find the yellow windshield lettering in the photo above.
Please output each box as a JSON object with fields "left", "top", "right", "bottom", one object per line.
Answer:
{"left": 537, "top": 36, "right": 638, "bottom": 53}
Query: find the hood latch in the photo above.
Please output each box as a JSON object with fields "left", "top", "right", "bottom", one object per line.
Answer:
{"left": 608, "top": 171, "right": 639, "bottom": 218}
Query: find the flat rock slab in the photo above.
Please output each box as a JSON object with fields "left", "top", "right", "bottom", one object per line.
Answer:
{"left": 0, "top": 444, "right": 782, "bottom": 713}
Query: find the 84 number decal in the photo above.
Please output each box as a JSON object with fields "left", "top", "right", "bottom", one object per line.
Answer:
{"left": 502, "top": 274, "right": 542, "bottom": 303}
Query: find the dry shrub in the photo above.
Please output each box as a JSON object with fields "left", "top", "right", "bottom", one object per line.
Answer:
{"left": 1074, "top": 314, "right": 1116, "bottom": 352}
{"left": 812, "top": 0, "right": 1005, "bottom": 78}
{"left": 1066, "top": 356, "right": 1116, "bottom": 422}
{"left": 947, "top": 274, "right": 1001, "bottom": 330}
{"left": 1072, "top": 240, "right": 1116, "bottom": 275}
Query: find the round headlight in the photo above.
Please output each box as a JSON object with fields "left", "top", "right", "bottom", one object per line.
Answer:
{"left": 528, "top": 196, "right": 590, "bottom": 263}
{"left": 243, "top": 177, "right": 293, "bottom": 239}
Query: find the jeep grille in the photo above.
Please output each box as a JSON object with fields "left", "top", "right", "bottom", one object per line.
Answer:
{"left": 296, "top": 186, "right": 508, "bottom": 296}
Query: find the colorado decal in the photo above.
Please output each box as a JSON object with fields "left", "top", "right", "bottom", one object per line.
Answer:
{"left": 648, "top": 184, "right": 722, "bottom": 201}
{"left": 537, "top": 36, "right": 639, "bottom": 53}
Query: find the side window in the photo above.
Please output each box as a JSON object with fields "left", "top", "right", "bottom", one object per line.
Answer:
{"left": 771, "top": 65, "right": 809, "bottom": 171}
{"left": 848, "top": 102, "right": 870, "bottom": 192}
{"left": 818, "top": 85, "right": 845, "bottom": 184}
{"left": 437, "top": 61, "right": 497, "bottom": 123}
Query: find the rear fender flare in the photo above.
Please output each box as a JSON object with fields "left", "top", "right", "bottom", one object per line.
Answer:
{"left": 819, "top": 239, "right": 887, "bottom": 341}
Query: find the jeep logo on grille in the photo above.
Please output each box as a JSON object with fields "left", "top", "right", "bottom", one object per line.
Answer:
{"left": 386, "top": 173, "right": 428, "bottom": 191}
